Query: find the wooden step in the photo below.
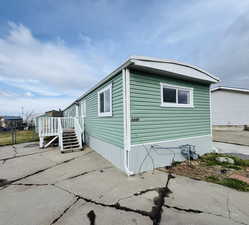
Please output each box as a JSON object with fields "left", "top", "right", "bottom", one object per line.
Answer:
{"left": 63, "top": 138, "right": 78, "bottom": 142}
{"left": 63, "top": 135, "right": 77, "bottom": 139}
{"left": 63, "top": 144, "right": 80, "bottom": 149}
{"left": 63, "top": 141, "right": 79, "bottom": 146}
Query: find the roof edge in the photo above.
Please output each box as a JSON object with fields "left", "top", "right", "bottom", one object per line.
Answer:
{"left": 212, "top": 86, "right": 249, "bottom": 94}
{"left": 129, "top": 56, "right": 220, "bottom": 82}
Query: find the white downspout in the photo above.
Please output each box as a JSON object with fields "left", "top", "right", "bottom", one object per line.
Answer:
{"left": 209, "top": 84, "right": 218, "bottom": 153}
{"left": 123, "top": 68, "right": 134, "bottom": 176}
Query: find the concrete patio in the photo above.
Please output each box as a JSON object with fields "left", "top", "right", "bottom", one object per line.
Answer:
{"left": 0, "top": 142, "right": 249, "bottom": 225}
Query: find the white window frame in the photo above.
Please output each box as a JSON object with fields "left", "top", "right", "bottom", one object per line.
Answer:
{"left": 160, "top": 83, "right": 193, "bottom": 108}
{"left": 98, "top": 83, "right": 112, "bottom": 117}
{"left": 81, "top": 100, "right": 86, "bottom": 117}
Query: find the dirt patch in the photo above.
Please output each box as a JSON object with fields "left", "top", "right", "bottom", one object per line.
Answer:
{"left": 159, "top": 153, "right": 249, "bottom": 192}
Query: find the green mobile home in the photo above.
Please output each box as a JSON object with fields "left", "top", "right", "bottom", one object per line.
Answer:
{"left": 63, "top": 56, "right": 219, "bottom": 175}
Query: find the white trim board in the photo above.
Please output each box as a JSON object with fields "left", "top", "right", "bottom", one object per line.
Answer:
{"left": 160, "top": 82, "right": 194, "bottom": 108}
{"left": 130, "top": 134, "right": 211, "bottom": 147}
{"left": 97, "top": 83, "right": 113, "bottom": 117}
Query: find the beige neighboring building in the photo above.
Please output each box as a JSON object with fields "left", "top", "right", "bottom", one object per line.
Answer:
{"left": 212, "top": 86, "right": 249, "bottom": 128}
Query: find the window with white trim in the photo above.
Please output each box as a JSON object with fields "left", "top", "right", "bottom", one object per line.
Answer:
{"left": 160, "top": 83, "right": 193, "bottom": 107}
{"left": 81, "top": 100, "right": 86, "bottom": 117}
{"left": 98, "top": 84, "right": 112, "bottom": 117}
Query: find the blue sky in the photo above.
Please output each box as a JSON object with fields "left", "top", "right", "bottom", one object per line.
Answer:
{"left": 0, "top": 0, "right": 248, "bottom": 115}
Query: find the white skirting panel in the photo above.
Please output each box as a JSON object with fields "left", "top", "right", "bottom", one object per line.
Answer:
{"left": 129, "top": 135, "right": 213, "bottom": 174}
{"left": 88, "top": 135, "right": 125, "bottom": 172}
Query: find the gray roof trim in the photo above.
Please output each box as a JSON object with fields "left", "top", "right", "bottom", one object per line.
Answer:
{"left": 63, "top": 56, "right": 219, "bottom": 112}
{"left": 212, "top": 86, "right": 249, "bottom": 94}
{"left": 130, "top": 56, "right": 220, "bottom": 83}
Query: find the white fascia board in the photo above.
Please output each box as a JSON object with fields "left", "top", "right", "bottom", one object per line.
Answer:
{"left": 211, "top": 86, "right": 249, "bottom": 94}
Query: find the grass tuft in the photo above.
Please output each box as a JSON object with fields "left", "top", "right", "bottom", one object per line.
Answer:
{"left": 201, "top": 153, "right": 249, "bottom": 170}
{"left": 218, "top": 178, "right": 249, "bottom": 192}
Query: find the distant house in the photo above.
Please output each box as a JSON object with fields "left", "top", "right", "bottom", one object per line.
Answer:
{"left": 212, "top": 86, "right": 249, "bottom": 128}
{"left": 45, "top": 110, "right": 63, "bottom": 117}
{"left": 0, "top": 116, "right": 23, "bottom": 129}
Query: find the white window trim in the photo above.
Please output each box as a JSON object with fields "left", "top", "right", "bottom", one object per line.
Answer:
{"left": 98, "top": 83, "right": 113, "bottom": 117}
{"left": 81, "top": 100, "right": 86, "bottom": 117}
{"left": 160, "top": 82, "right": 194, "bottom": 108}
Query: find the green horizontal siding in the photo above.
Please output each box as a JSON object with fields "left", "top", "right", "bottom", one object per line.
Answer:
{"left": 130, "top": 70, "right": 211, "bottom": 145}
{"left": 64, "top": 105, "right": 76, "bottom": 117}
{"left": 82, "top": 73, "right": 124, "bottom": 148}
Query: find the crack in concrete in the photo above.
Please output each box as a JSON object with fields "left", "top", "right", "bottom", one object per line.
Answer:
{"left": 53, "top": 184, "right": 151, "bottom": 218}
{"left": 0, "top": 156, "right": 83, "bottom": 189}
{"left": 134, "top": 187, "right": 159, "bottom": 196}
{"left": 164, "top": 203, "right": 249, "bottom": 225}
{"left": 50, "top": 197, "right": 80, "bottom": 225}
{"left": 226, "top": 192, "right": 231, "bottom": 219}
{"left": 53, "top": 173, "right": 176, "bottom": 225}
{"left": 10, "top": 183, "right": 49, "bottom": 186}
{"left": 0, "top": 149, "right": 52, "bottom": 162}
{"left": 150, "top": 173, "right": 175, "bottom": 225}
{"left": 64, "top": 166, "right": 113, "bottom": 181}
{"left": 164, "top": 204, "right": 202, "bottom": 214}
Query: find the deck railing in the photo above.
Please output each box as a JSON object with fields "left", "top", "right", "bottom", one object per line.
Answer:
{"left": 38, "top": 117, "right": 59, "bottom": 137}
{"left": 37, "top": 116, "right": 84, "bottom": 151}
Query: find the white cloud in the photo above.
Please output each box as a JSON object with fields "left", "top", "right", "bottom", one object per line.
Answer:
{"left": 0, "top": 23, "right": 102, "bottom": 97}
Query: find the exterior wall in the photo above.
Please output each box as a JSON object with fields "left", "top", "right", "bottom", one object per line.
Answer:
{"left": 212, "top": 90, "right": 249, "bottom": 125}
{"left": 130, "top": 70, "right": 211, "bottom": 145}
{"left": 88, "top": 136, "right": 125, "bottom": 171}
{"left": 79, "top": 73, "right": 124, "bottom": 149}
{"left": 130, "top": 135, "right": 212, "bottom": 173}
{"left": 63, "top": 105, "right": 76, "bottom": 117}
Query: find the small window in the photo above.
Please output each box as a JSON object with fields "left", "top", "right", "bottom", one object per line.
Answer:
{"left": 161, "top": 83, "right": 193, "bottom": 107}
{"left": 81, "top": 100, "right": 86, "bottom": 117}
{"left": 98, "top": 84, "right": 112, "bottom": 117}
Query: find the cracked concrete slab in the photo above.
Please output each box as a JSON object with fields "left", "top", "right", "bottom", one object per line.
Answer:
{"left": 227, "top": 190, "right": 249, "bottom": 225}
{"left": 0, "top": 153, "right": 56, "bottom": 181}
{"left": 56, "top": 168, "right": 167, "bottom": 205}
{"left": 53, "top": 200, "right": 151, "bottom": 225}
{"left": 165, "top": 176, "right": 249, "bottom": 221}
{"left": 0, "top": 145, "right": 91, "bottom": 183}
{"left": 0, "top": 145, "right": 16, "bottom": 160}
{"left": 1, "top": 143, "right": 249, "bottom": 225}
{"left": 19, "top": 150, "right": 112, "bottom": 185}
{"left": 166, "top": 175, "right": 231, "bottom": 217}
{"left": 14, "top": 142, "right": 48, "bottom": 156}
{"left": 41, "top": 147, "right": 92, "bottom": 164}
{"left": 161, "top": 207, "right": 243, "bottom": 225}
{"left": 0, "top": 185, "right": 76, "bottom": 225}
{"left": 118, "top": 192, "right": 156, "bottom": 212}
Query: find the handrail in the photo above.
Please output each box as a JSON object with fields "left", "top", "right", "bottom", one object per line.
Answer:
{"left": 74, "top": 117, "right": 83, "bottom": 149}
{"left": 58, "top": 118, "right": 63, "bottom": 151}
